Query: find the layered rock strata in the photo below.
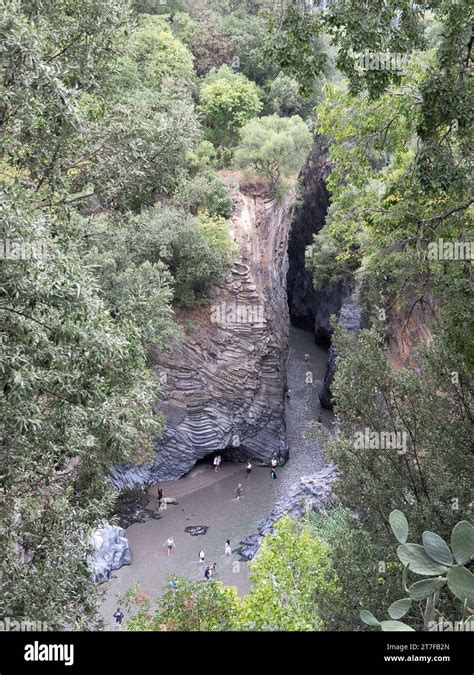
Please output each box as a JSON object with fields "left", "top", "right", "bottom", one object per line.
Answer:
{"left": 110, "top": 183, "right": 294, "bottom": 488}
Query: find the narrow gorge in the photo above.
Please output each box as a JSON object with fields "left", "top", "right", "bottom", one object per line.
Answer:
{"left": 97, "top": 150, "right": 345, "bottom": 608}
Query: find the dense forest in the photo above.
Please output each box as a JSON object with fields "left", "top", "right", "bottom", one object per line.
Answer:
{"left": 1, "top": 0, "right": 472, "bottom": 634}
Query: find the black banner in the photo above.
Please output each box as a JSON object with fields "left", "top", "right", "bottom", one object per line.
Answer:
{"left": 0, "top": 631, "right": 470, "bottom": 673}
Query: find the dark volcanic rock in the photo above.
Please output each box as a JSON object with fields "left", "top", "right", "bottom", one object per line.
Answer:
{"left": 287, "top": 141, "right": 331, "bottom": 334}
{"left": 89, "top": 525, "right": 131, "bottom": 584}
{"left": 184, "top": 525, "right": 208, "bottom": 536}
{"left": 111, "top": 487, "right": 152, "bottom": 529}
{"left": 239, "top": 464, "right": 338, "bottom": 560}
{"left": 110, "top": 184, "right": 294, "bottom": 488}
{"left": 319, "top": 294, "right": 363, "bottom": 410}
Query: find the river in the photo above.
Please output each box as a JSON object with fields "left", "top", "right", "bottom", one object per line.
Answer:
{"left": 100, "top": 326, "right": 332, "bottom": 627}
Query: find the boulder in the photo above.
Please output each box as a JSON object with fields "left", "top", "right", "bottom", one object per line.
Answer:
{"left": 89, "top": 525, "right": 131, "bottom": 585}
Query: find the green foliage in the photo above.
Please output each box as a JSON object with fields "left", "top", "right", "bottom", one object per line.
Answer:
{"left": 308, "top": 508, "right": 402, "bottom": 631}
{"left": 124, "top": 205, "right": 228, "bottom": 307}
{"left": 234, "top": 114, "right": 312, "bottom": 193}
{"left": 262, "top": 1, "right": 327, "bottom": 97}
{"left": 0, "top": 191, "right": 161, "bottom": 629}
{"left": 120, "top": 579, "right": 239, "bottom": 631}
{"left": 198, "top": 212, "right": 236, "bottom": 258}
{"left": 264, "top": 72, "right": 304, "bottom": 117}
{"left": 173, "top": 173, "right": 232, "bottom": 218}
{"left": 305, "top": 224, "right": 359, "bottom": 291}
{"left": 199, "top": 65, "right": 263, "bottom": 156}
{"left": 111, "top": 14, "right": 195, "bottom": 97}
{"left": 321, "top": 326, "right": 472, "bottom": 573}
{"left": 220, "top": 8, "right": 275, "bottom": 86}
{"left": 238, "top": 514, "right": 340, "bottom": 630}
{"left": 361, "top": 511, "right": 474, "bottom": 631}
{"left": 0, "top": 0, "right": 209, "bottom": 629}
{"left": 188, "top": 10, "right": 236, "bottom": 77}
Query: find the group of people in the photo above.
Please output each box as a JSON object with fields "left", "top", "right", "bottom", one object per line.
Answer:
{"left": 114, "top": 454, "right": 281, "bottom": 628}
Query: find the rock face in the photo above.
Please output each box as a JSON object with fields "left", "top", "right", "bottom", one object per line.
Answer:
{"left": 319, "top": 292, "right": 363, "bottom": 409}
{"left": 89, "top": 525, "right": 131, "bottom": 584}
{"left": 287, "top": 142, "right": 332, "bottom": 336}
{"left": 239, "top": 464, "right": 338, "bottom": 560}
{"left": 109, "top": 182, "right": 293, "bottom": 488}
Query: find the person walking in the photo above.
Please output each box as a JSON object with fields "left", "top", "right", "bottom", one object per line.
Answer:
{"left": 225, "top": 540, "right": 231, "bottom": 556}
{"left": 304, "top": 353, "right": 310, "bottom": 363}
{"left": 213, "top": 455, "right": 219, "bottom": 472}
{"left": 271, "top": 467, "right": 277, "bottom": 481}
{"left": 113, "top": 607, "right": 124, "bottom": 629}
{"left": 271, "top": 456, "right": 277, "bottom": 469}
{"left": 164, "top": 537, "right": 176, "bottom": 556}
{"left": 157, "top": 487, "right": 164, "bottom": 511}
{"left": 204, "top": 565, "right": 212, "bottom": 580}
{"left": 235, "top": 483, "right": 242, "bottom": 500}
{"left": 199, "top": 549, "right": 205, "bottom": 564}
{"left": 246, "top": 461, "right": 252, "bottom": 479}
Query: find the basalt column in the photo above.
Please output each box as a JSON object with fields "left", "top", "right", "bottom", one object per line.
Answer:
{"left": 110, "top": 182, "right": 294, "bottom": 489}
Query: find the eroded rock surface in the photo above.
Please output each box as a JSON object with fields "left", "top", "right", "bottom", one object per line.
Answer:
{"left": 319, "top": 293, "right": 363, "bottom": 409}
{"left": 110, "top": 182, "right": 293, "bottom": 488}
{"left": 89, "top": 525, "right": 131, "bottom": 584}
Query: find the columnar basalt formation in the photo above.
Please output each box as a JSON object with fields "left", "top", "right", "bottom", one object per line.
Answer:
{"left": 109, "top": 181, "right": 293, "bottom": 489}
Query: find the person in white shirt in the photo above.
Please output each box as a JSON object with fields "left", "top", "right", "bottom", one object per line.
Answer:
{"left": 246, "top": 461, "right": 252, "bottom": 479}
{"left": 164, "top": 537, "right": 175, "bottom": 556}
{"left": 225, "top": 540, "right": 231, "bottom": 556}
{"left": 199, "top": 549, "right": 205, "bottom": 564}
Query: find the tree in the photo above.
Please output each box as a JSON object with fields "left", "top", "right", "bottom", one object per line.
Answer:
{"left": 309, "top": 508, "right": 403, "bottom": 631}
{"left": 173, "top": 172, "right": 232, "bottom": 218}
{"left": 0, "top": 193, "right": 162, "bottom": 629}
{"left": 198, "top": 65, "right": 262, "bottom": 157}
{"left": 121, "top": 579, "right": 239, "bottom": 631}
{"left": 238, "top": 515, "right": 340, "bottom": 630}
{"left": 124, "top": 205, "right": 229, "bottom": 307}
{"left": 189, "top": 10, "right": 236, "bottom": 77}
{"left": 264, "top": 72, "right": 304, "bottom": 117}
{"left": 318, "top": 326, "right": 472, "bottom": 557}
{"left": 0, "top": 0, "right": 204, "bottom": 629}
{"left": 234, "top": 114, "right": 312, "bottom": 193}
{"left": 111, "top": 14, "right": 195, "bottom": 96}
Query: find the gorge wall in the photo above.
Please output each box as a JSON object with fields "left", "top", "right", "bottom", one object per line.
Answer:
{"left": 286, "top": 141, "right": 351, "bottom": 349}
{"left": 110, "top": 180, "right": 293, "bottom": 489}
{"left": 286, "top": 141, "right": 435, "bottom": 411}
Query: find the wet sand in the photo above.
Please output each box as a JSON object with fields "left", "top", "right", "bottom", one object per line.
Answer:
{"left": 101, "top": 326, "right": 331, "bottom": 628}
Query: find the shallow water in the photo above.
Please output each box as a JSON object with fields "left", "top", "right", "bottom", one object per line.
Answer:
{"left": 101, "top": 326, "right": 331, "bottom": 628}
